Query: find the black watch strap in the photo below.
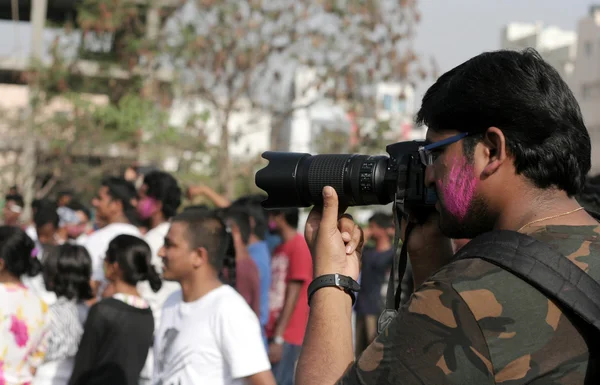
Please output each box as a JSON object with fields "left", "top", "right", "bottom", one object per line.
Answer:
{"left": 307, "top": 273, "right": 360, "bottom": 306}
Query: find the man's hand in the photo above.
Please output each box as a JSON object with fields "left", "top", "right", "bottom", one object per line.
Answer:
{"left": 268, "top": 342, "right": 283, "bottom": 364}
{"left": 305, "top": 186, "right": 363, "bottom": 281}
{"left": 399, "top": 210, "right": 454, "bottom": 287}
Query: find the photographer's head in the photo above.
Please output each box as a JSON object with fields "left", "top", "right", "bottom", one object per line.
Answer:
{"left": 159, "top": 209, "right": 229, "bottom": 284}
{"left": 416, "top": 49, "right": 590, "bottom": 239}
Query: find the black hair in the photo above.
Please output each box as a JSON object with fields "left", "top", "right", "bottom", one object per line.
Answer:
{"left": 34, "top": 205, "right": 60, "bottom": 229}
{"left": 5, "top": 194, "right": 24, "bottom": 208}
{"left": 102, "top": 177, "right": 137, "bottom": 211}
{"left": 32, "top": 198, "right": 56, "bottom": 214}
{"left": 416, "top": 48, "right": 590, "bottom": 196}
{"left": 172, "top": 209, "right": 230, "bottom": 272}
{"left": 42, "top": 244, "right": 93, "bottom": 301}
{"left": 231, "top": 194, "right": 269, "bottom": 240}
{"left": 67, "top": 200, "right": 91, "bottom": 221}
{"left": 105, "top": 235, "right": 162, "bottom": 292}
{"left": 57, "top": 190, "right": 73, "bottom": 200}
{"left": 0, "top": 226, "right": 41, "bottom": 277}
{"left": 102, "top": 177, "right": 139, "bottom": 224}
{"left": 143, "top": 171, "right": 182, "bottom": 219}
{"left": 183, "top": 204, "right": 211, "bottom": 214}
{"left": 369, "top": 212, "right": 393, "bottom": 229}
{"left": 224, "top": 207, "right": 252, "bottom": 245}
{"left": 269, "top": 207, "right": 299, "bottom": 229}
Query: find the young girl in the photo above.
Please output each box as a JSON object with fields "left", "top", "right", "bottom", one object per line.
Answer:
{"left": 33, "top": 244, "right": 93, "bottom": 385}
{"left": 0, "top": 226, "right": 48, "bottom": 385}
{"left": 68, "top": 235, "right": 162, "bottom": 385}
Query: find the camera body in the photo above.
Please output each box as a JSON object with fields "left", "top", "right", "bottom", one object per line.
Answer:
{"left": 255, "top": 140, "right": 437, "bottom": 218}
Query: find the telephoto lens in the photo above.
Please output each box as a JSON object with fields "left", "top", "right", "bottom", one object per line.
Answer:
{"left": 255, "top": 151, "right": 393, "bottom": 209}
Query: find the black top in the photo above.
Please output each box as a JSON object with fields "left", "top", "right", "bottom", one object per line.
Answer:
{"left": 354, "top": 246, "right": 394, "bottom": 316}
{"left": 69, "top": 298, "right": 154, "bottom": 385}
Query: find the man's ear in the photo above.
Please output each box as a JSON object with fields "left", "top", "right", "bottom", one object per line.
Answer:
{"left": 479, "top": 126, "right": 508, "bottom": 177}
{"left": 191, "top": 246, "right": 209, "bottom": 269}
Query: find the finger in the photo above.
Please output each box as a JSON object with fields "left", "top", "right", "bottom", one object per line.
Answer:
{"left": 338, "top": 216, "right": 356, "bottom": 237}
{"left": 305, "top": 206, "right": 323, "bottom": 247}
{"left": 345, "top": 224, "right": 363, "bottom": 255}
{"left": 341, "top": 232, "right": 351, "bottom": 242}
{"left": 320, "top": 186, "right": 340, "bottom": 232}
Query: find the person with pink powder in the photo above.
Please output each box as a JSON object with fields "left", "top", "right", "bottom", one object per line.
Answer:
{"left": 296, "top": 49, "right": 600, "bottom": 385}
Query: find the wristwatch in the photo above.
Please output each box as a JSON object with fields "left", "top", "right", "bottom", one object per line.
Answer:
{"left": 307, "top": 273, "right": 360, "bottom": 306}
{"left": 273, "top": 336, "right": 285, "bottom": 345}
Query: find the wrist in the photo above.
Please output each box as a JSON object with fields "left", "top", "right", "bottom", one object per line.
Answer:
{"left": 273, "top": 335, "right": 285, "bottom": 345}
{"left": 309, "top": 287, "right": 353, "bottom": 315}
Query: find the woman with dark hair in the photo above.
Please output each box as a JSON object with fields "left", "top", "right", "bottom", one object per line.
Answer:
{"left": 32, "top": 244, "right": 93, "bottom": 385}
{"left": 0, "top": 226, "right": 48, "bottom": 385}
{"left": 68, "top": 235, "right": 161, "bottom": 385}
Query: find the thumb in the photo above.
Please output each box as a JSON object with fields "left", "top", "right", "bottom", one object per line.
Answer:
{"left": 321, "top": 186, "right": 339, "bottom": 231}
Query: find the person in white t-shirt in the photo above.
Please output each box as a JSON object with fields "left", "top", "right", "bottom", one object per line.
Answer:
{"left": 153, "top": 209, "right": 275, "bottom": 385}
{"left": 136, "top": 171, "right": 183, "bottom": 385}
{"left": 81, "top": 177, "right": 141, "bottom": 298}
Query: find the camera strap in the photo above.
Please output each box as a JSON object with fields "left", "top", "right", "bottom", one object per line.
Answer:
{"left": 378, "top": 200, "right": 412, "bottom": 334}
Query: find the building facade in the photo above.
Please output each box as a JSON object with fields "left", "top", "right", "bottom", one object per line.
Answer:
{"left": 571, "top": 6, "right": 600, "bottom": 174}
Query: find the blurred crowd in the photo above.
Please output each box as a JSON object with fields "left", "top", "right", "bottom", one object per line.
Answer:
{"left": 0, "top": 169, "right": 397, "bottom": 385}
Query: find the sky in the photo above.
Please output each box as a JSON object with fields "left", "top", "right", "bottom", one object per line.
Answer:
{"left": 413, "top": 0, "right": 592, "bottom": 100}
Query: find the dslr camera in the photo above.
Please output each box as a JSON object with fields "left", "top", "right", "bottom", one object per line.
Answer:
{"left": 255, "top": 140, "right": 437, "bottom": 219}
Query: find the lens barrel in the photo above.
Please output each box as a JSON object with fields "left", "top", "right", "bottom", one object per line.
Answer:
{"left": 255, "top": 151, "right": 392, "bottom": 209}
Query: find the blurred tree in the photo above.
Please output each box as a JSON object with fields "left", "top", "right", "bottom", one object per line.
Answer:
{"left": 10, "top": 0, "right": 430, "bottom": 202}
{"left": 163, "top": 0, "right": 430, "bottom": 198}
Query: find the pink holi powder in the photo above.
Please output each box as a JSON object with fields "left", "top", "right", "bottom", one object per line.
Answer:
{"left": 440, "top": 158, "right": 477, "bottom": 221}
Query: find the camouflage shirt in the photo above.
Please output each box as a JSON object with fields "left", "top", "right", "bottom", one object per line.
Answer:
{"left": 340, "top": 225, "right": 600, "bottom": 385}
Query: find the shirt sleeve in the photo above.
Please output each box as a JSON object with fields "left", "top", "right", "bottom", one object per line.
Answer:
{"left": 68, "top": 303, "right": 106, "bottom": 385}
{"left": 220, "top": 299, "right": 271, "bottom": 379}
{"left": 338, "top": 280, "right": 496, "bottom": 385}
{"left": 286, "top": 236, "right": 313, "bottom": 283}
{"left": 83, "top": 236, "right": 105, "bottom": 282}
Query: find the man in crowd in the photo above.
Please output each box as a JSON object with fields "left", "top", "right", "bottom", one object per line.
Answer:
{"left": 266, "top": 208, "right": 312, "bottom": 385}
{"left": 154, "top": 209, "right": 274, "bottom": 385}
{"left": 82, "top": 177, "right": 141, "bottom": 297}
{"left": 296, "top": 49, "right": 600, "bottom": 385}
{"left": 353, "top": 213, "right": 394, "bottom": 358}
{"left": 223, "top": 206, "right": 261, "bottom": 318}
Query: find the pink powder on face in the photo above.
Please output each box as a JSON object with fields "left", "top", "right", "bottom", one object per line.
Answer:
{"left": 439, "top": 157, "right": 477, "bottom": 221}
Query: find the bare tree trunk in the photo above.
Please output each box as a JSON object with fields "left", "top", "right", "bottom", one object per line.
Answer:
{"left": 22, "top": 0, "right": 47, "bottom": 222}
{"left": 270, "top": 113, "right": 287, "bottom": 151}
{"left": 218, "top": 112, "right": 233, "bottom": 199}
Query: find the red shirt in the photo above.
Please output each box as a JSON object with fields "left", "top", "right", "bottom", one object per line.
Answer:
{"left": 224, "top": 257, "right": 261, "bottom": 319}
{"left": 266, "top": 233, "right": 313, "bottom": 346}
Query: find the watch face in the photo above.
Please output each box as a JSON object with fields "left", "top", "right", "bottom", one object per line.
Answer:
{"left": 274, "top": 336, "right": 285, "bottom": 345}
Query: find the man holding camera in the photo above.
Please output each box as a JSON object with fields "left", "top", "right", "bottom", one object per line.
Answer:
{"left": 295, "top": 49, "right": 600, "bottom": 385}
